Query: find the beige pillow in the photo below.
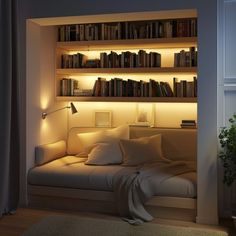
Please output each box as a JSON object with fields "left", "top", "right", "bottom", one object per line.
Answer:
{"left": 77, "top": 125, "right": 129, "bottom": 164}
{"left": 120, "top": 134, "right": 169, "bottom": 166}
{"left": 85, "top": 143, "right": 121, "bottom": 165}
{"left": 35, "top": 140, "right": 66, "bottom": 166}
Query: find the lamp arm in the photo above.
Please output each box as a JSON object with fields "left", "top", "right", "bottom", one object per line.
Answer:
{"left": 42, "top": 106, "right": 70, "bottom": 119}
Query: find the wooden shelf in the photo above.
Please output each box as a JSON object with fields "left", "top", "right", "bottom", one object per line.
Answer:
{"left": 56, "top": 67, "right": 197, "bottom": 75}
{"left": 55, "top": 96, "right": 197, "bottom": 103}
{"left": 56, "top": 37, "right": 197, "bottom": 51}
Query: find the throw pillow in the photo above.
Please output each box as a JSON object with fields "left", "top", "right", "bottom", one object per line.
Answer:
{"left": 85, "top": 142, "right": 121, "bottom": 165}
{"left": 120, "top": 134, "right": 170, "bottom": 166}
{"left": 77, "top": 125, "right": 129, "bottom": 165}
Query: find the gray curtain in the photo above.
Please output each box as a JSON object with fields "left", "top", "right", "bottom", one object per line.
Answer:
{"left": 0, "top": 0, "right": 20, "bottom": 215}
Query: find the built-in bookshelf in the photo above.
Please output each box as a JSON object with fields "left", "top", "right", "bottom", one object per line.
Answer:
{"left": 55, "top": 17, "right": 198, "bottom": 103}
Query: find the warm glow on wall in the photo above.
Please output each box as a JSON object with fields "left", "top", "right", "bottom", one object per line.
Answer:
{"left": 40, "top": 118, "right": 49, "bottom": 136}
{"left": 155, "top": 102, "right": 197, "bottom": 128}
{"left": 40, "top": 94, "right": 50, "bottom": 109}
{"left": 68, "top": 101, "right": 197, "bottom": 129}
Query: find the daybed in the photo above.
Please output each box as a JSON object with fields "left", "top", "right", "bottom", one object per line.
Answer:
{"left": 28, "top": 126, "right": 197, "bottom": 222}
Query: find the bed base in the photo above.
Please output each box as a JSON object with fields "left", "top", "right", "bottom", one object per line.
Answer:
{"left": 28, "top": 185, "right": 197, "bottom": 222}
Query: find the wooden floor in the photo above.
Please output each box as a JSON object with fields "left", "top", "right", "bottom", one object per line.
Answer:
{"left": 0, "top": 208, "right": 235, "bottom": 236}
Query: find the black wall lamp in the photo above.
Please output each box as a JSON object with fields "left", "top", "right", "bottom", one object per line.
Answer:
{"left": 42, "top": 102, "right": 78, "bottom": 119}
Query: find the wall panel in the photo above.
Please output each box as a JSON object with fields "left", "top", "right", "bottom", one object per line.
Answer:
{"left": 224, "top": 1, "right": 236, "bottom": 79}
{"left": 218, "top": 0, "right": 236, "bottom": 217}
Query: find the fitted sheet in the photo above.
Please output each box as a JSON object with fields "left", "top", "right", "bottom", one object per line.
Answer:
{"left": 28, "top": 156, "right": 197, "bottom": 198}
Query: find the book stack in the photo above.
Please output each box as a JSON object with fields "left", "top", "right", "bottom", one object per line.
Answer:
{"left": 180, "top": 120, "right": 197, "bottom": 129}
{"left": 174, "top": 47, "right": 197, "bottom": 67}
{"left": 61, "top": 53, "right": 86, "bottom": 68}
{"left": 100, "top": 50, "right": 161, "bottom": 68}
{"left": 73, "top": 89, "right": 93, "bottom": 96}
{"left": 173, "top": 76, "right": 197, "bottom": 97}
{"left": 60, "top": 78, "right": 79, "bottom": 96}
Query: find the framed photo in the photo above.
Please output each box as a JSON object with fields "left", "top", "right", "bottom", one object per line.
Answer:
{"left": 94, "top": 110, "right": 112, "bottom": 127}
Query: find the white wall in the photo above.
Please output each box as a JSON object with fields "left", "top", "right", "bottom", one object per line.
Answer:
{"left": 218, "top": 0, "right": 236, "bottom": 217}
{"left": 24, "top": 21, "right": 68, "bottom": 204}
{"left": 19, "top": 0, "right": 218, "bottom": 225}
{"left": 68, "top": 102, "right": 197, "bottom": 128}
{"left": 26, "top": 22, "right": 68, "bottom": 167}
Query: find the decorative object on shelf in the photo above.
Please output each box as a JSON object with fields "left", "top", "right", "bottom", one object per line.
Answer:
{"left": 94, "top": 110, "right": 112, "bottom": 127}
{"left": 131, "top": 103, "right": 155, "bottom": 127}
{"left": 42, "top": 102, "right": 78, "bottom": 119}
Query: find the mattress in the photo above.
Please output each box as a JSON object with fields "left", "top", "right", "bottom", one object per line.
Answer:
{"left": 28, "top": 156, "right": 197, "bottom": 198}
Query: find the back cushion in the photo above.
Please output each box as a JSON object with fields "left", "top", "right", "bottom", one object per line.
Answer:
{"left": 67, "top": 126, "right": 196, "bottom": 162}
{"left": 120, "top": 134, "right": 170, "bottom": 166}
{"left": 67, "top": 125, "right": 129, "bottom": 155}
{"left": 130, "top": 127, "right": 197, "bottom": 161}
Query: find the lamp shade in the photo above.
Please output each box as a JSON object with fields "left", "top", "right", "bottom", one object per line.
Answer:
{"left": 70, "top": 102, "right": 78, "bottom": 114}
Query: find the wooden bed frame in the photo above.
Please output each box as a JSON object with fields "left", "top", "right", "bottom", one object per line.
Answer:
{"left": 28, "top": 185, "right": 197, "bottom": 221}
{"left": 28, "top": 127, "right": 197, "bottom": 222}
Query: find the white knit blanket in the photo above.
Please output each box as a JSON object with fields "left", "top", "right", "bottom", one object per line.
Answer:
{"left": 113, "top": 161, "right": 195, "bottom": 225}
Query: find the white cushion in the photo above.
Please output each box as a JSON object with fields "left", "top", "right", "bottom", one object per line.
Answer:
{"left": 77, "top": 125, "right": 129, "bottom": 165}
{"left": 85, "top": 143, "right": 121, "bottom": 165}
{"left": 120, "top": 134, "right": 170, "bottom": 166}
{"left": 35, "top": 140, "right": 66, "bottom": 166}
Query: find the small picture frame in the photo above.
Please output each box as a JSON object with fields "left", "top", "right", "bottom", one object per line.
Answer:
{"left": 133, "top": 103, "right": 155, "bottom": 127}
{"left": 94, "top": 110, "right": 112, "bottom": 127}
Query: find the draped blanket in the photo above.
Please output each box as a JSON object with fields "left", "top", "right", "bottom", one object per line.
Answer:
{"left": 113, "top": 161, "right": 195, "bottom": 225}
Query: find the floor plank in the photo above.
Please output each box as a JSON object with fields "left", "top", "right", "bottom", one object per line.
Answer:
{"left": 0, "top": 208, "right": 234, "bottom": 236}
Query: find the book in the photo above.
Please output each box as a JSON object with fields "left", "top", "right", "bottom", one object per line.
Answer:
{"left": 181, "top": 119, "right": 196, "bottom": 124}
{"left": 181, "top": 119, "right": 197, "bottom": 129}
{"left": 92, "top": 77, "right": 106, "bottom": 96}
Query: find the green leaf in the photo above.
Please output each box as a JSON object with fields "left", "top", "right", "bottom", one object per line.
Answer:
{"left": 218, "top": 114, "right": 236, "bottom": 186}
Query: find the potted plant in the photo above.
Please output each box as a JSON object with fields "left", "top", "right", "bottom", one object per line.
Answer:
{"left": 218, "top": 114, "right": 236, "bottom": 226}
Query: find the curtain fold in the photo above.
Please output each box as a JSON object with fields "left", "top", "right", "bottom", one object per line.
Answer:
{"left": 0, "top": 0, "right": 20, "bottom": 216}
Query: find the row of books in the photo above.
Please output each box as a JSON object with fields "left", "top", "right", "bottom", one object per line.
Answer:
{"left": 92, "top": 77, "right": 174, "bottom": 97}
{"left": 174, "top": 47, "right": 197, "bottom": 67}
{"left": 173, "top": 77, "right": 197, "bottom": 97}
{"left": 61, "top": 50, "right": 161, "bottom": 69}
{"left": 59, "top": 76, "right": 197, "bottom": 98}
{"left": 100, "top": 50, "right": 161, "bottom": 68}
{"left": 57, "top": 18, "right": 197, "bottom": 42}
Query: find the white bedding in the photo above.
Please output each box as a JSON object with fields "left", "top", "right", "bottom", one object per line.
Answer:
{"left": 28, "top": 156, "right": 197, "bottom": 198}
{"left": 113, "top": 161, "right": 196, "bottom": 224}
